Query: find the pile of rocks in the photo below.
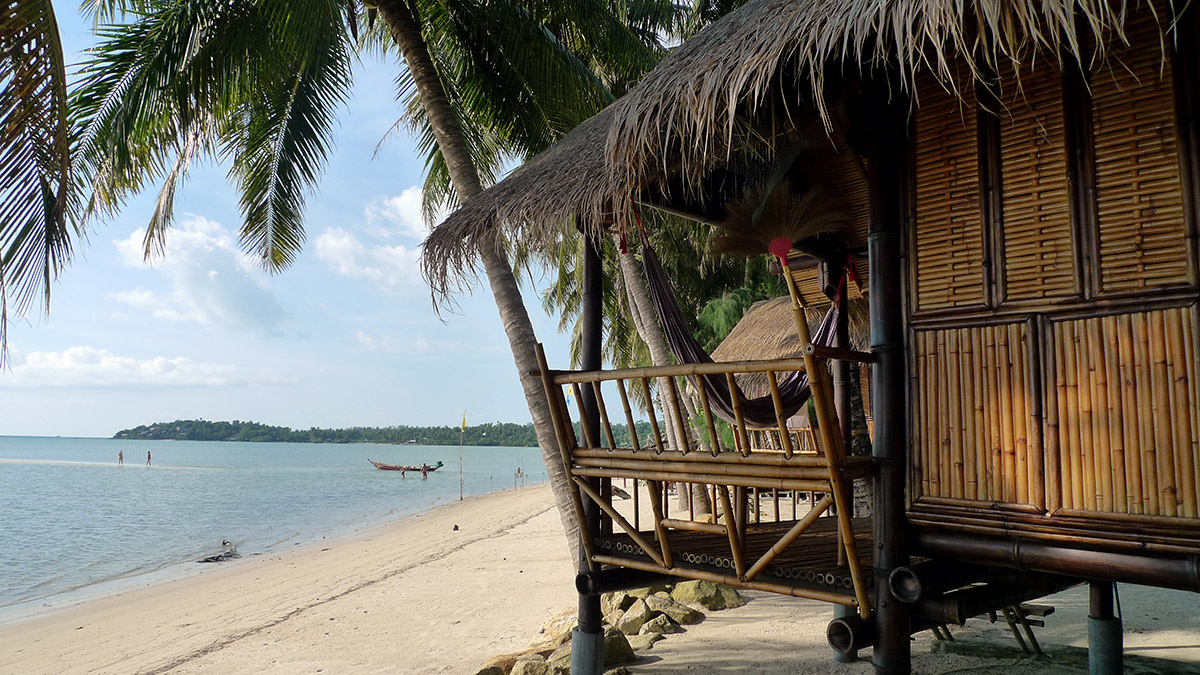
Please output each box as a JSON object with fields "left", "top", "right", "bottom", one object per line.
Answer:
{"left": 474, "top": 580, "right": 745, "bottom": 675}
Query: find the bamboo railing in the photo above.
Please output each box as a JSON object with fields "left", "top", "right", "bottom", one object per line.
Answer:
{"left": 535, "top": 341, "right": 874, "bottom": 617}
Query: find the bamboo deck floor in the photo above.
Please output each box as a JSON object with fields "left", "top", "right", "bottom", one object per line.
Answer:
{"left": 594, "top": 516, "right": 874, "bottom": 598}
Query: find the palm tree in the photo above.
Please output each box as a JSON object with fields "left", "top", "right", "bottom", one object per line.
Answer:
{"left": 61, "top": 0, "right": 683, "bottom": 560}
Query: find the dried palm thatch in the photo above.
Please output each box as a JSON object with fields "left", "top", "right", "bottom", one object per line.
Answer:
{"left": 711, "top": 295, "right": 867, "bottom": 397}
{"left": 424, "top": 0, "right": 1176, "bottom": 299}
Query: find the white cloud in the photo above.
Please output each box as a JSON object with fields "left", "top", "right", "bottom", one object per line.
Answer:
{"left": 354, "top": 330, "right": 466, "bottom": 354}
{"left": 111, "top": 215, "right": 288, "bottom": 334}
{"left": 314, "top": 228, "right": 422, "bottom": 292}
{"left": 3, "top": 346, "right": 288, "bottom": 388}
{"left": 364, "top": 186, "right": 441, "bottom": 239}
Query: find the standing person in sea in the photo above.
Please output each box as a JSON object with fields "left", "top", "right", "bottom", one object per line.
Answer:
{"left": 146, "top": 451, "right": 151, "bottom": 467}
{"left": 118, "top": 450, "right": 123, "bottom": 466}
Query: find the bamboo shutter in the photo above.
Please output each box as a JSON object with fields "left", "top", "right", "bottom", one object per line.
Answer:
{"left": 999, "top": 63, "right": 1077, "bottom": 302}
{"left": 913, "top": 71, "right": 987, "bottom": 311}
{"left": 1090, "top": 11, "right": 1191, "bottom": 294}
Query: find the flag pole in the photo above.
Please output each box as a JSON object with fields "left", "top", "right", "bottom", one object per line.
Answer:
{"left": 459, "top": 411, "right": 466, "bottom": 501}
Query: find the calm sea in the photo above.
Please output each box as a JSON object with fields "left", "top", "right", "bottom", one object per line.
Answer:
{"left": 0, "top": 436, "right": 546, "bottom": 623}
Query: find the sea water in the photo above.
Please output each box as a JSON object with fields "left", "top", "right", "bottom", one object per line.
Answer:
{"left": 0, "top": 436, "right": 546, "bottom": 623}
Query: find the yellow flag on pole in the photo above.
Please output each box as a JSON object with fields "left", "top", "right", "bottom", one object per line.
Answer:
{"left": 462, "top": 411, "right": 467, "bottom": 432}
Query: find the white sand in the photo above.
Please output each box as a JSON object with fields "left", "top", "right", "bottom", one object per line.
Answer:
{"left": 2, "top": 482, "right": 1197, "bottom": 675}
{"left": 0, "top": 484, "right": 575, "bottom": 675}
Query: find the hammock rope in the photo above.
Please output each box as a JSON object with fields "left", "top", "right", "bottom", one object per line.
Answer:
{"left": 640, "top": 238, "right": 845, "bottom": 430}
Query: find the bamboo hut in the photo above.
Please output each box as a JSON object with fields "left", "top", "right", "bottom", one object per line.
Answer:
{"left": 425, "top": 1, "right": 1200, "bottom": 673}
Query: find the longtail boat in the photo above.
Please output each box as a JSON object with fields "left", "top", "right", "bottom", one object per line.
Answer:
{"left": 368, "top": 459, "right": 444, "bottom": 472}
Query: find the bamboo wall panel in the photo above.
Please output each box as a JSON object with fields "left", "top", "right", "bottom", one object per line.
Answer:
{"left": 914, "top": 323, "right": 1043, "bottom": 507}
{"left": 1050, "top": 307, "right": 1199, "bottom": 517}
{"left": 913, "top": 72, "right": 986, "bottom": 311}
{"left": 1090, "top": 11, "right": 1192, "bottom": 294}
{"left": 999, "top": 65, "right": 1077, "bottom": 302}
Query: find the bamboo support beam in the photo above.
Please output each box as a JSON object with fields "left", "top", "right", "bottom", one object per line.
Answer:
{"left": 573, "top": 477, "right": 665, "bottom": 568}
{"left": 591, "top": 554, "right": 859, "bottom": 606}
{"left": 548, "top": 357, "right": 808, "bottom": 384}
{"left": 661, "top": 518, "right": 727, "bottom": 535}
{"left": 744, "top": 494, "right": 835, "bottom": 581}
{"left": 805, "top": 344, "right": 877, "bottom": 364}
{"left": 573, "top": 455, "right": 846, "bottom": 481}
{"left": 574, "top": 447, "right": 853, "bottom": 468}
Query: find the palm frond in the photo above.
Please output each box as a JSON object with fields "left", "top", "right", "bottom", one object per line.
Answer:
{"left": 0, "top": 0, "right": 75, "bottom": 361}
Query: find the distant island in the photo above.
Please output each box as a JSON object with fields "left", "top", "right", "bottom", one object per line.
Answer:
{"left": 113, "top": 418, "right": 655, "bottom": 448}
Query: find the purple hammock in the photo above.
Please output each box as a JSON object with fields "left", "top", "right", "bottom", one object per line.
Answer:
{"left": 641, "top": 242, "right": 843, "bottom": 430}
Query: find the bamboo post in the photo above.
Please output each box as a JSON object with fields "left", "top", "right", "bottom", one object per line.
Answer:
{"left": 717, "top": 485, "right": 745, "bottom": 578}
{"left": 1072, "top": 321, "right": 1096, "bottom": 511}
{"left": 1166, "top": 308, "right": 1195, "bottom": 518}
{"left": 986, "top": 326, "right": 1003, "bottom": 502}
{"left": 1149, "top": 311, "right": 1177, "bottom": 517}
{"left": 664, "top": 376, "right": 692, "bottom": 455}
{"left": 1133, "top": 313, "right": 1157, "bottom": 515}
{"left": 695, "top": 374, "right": 725, "bottom": 457}
{"left": 948, "top": 329, "right": 965, "bottom": 499}
{"left": 615, "top": 379, "right": 642, "bottom": 453}
{"left": 534, "top": 344, "right": 597, "bottom": 570}
{"left": 1011, "top": 324, "right": 1031, "bottom": 506}
{"left": 998, "top": 324, "right": 1018, "bottom": 504}
{"left": 1087, "top": 319, "right": 1113, "bottom": 511}
{"left": 592, "top": 381, "right": 617, "bottom": 451}
{"left": 768, "top": 371, "right": 796, "bottom": 458}
{"left": 645, "top": 479, "right": 672, "bottom": 567}
{"left": 916, "top": 333, "right": 930, "bottom": 498}
{"left": 935, "top": 330, "right": 950, "bottom": 498}
{"left": 726, "top": 372, "right": 753, "bottom": 458}
{"left": 1061, "top": 324, "right": 1084, "bottom": 509}
{"left": 1118, "top": 314, "right": 1144, "bottom": 514}
{"left": 639, "top": 378, "right": 666, "bottom": 455}
{"left": 1102, "top": 315, "right": 1127, "bottom": 513}
{"left": 572, "top": 383, "right": 595, "bottom": 450}
{"left": 962, "top": 328, "right": 980, "bottom": 501}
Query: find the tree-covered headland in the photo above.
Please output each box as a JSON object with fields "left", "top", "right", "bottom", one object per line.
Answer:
{"left": 113, "top": 419, "right": 658, "bottom": 448}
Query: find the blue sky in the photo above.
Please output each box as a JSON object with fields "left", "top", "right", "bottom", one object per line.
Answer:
{"left": 0, "top": 8, "right": 572, "bottom": 438}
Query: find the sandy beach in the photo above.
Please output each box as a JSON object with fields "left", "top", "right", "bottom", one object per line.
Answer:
{"left": 3, "top": 482, "right": 1198, "bottom": 675}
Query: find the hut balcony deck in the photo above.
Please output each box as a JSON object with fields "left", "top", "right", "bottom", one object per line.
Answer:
{"left": 535, "top": 343, "right": 875, "bottom": 615}
{"left": 593, "top": 514, "right": 873, "bottom": 605}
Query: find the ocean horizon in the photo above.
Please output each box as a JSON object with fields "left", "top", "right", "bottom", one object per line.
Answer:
{"left": 0, "top": 435, "right": 547, "bottom": 624}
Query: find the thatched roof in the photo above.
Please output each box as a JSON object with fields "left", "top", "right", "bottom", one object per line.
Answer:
{"left": 424, "top": 0, "right": 1177, "bottom": 297}
{"left": 711, "top": 295, "right": 869, "bottom": 397}
{"left": 711, "top": 297, "right": 804, "bottom": 364}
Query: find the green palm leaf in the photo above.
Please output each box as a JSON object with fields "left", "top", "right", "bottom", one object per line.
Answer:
{"left": 0, "top": 0, "right": 75, "bottom": 358}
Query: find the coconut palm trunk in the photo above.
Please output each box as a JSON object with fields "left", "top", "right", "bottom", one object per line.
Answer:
{"left": 617, "top": 243, "right": 712, "bottom": 516}
{"left": 378, "top": 0, "right": 580, "bottom": 560}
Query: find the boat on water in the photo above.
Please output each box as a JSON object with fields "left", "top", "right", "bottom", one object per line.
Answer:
{"left": 368, "top": 459, "right": 444, "bottom": 473}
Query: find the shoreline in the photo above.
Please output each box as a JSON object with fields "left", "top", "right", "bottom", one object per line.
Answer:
{"left": 0, "top": 483, "right": 576, "bottom": 675}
